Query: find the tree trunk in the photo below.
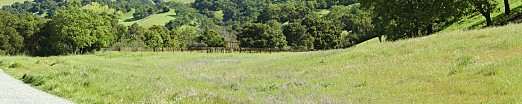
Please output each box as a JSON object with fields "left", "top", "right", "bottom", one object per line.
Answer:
{"left": 505, "top": 0, "right": 510, "bottom": 15}
{"left": 484, "top": 12, "right": 493, "bottom": 26}
{"left": 478, "top": 9, "right": 493, "bottom": 26}
{"left": 410, "top": 24, "right": 419, "bottom": 38}
{"left": 426, "top": 23, "right": 433, "bottom": 35}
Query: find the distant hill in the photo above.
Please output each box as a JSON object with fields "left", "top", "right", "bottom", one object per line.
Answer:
{"left": 120, "top": 9, "right": 178, "bottom": 27}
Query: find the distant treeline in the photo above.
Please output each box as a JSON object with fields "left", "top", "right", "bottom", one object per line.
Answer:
{"left": 0, "top": 0, "right": 510, "bottom": 56}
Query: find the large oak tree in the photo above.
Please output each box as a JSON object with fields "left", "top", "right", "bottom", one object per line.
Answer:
{"left": 33, "top": 6, "right": 116, "bottom": 56}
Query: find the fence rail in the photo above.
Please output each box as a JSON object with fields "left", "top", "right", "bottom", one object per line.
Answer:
{"left": 102, "top": 47, "right": 309, "bottom": 53}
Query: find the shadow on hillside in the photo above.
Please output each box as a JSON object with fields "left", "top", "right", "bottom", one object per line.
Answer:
{"left": 467, "top": 5, "right": 522, "bottom": 29}
{"left": 494, "top": 6, "right": 522, "bottom": 25}
{"left": 124, "top": 17, "right": 142, "bottom": 22}
{"left": 167, "top": 15, "right": 178, "bottom": 18}
{"left": 469, "top": 20, "right": 486, "bottom": 29}
{"left": 436, "top": 13, "right": 482, "bottom": 31}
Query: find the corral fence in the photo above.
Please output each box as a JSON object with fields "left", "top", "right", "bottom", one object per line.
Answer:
{"left": 101, "top": 47, "right": 310, "bottom": 53}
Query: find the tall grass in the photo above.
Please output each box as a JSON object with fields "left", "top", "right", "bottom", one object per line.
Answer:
{"left": 1, "top": 24, "right": 522, "bottom": 103}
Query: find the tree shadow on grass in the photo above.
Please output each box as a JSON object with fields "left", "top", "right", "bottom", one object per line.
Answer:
{"left": 437, "top": 13, "right": 483, "bottom": 31}
{"left": 493, "top": 6, "right": 522, "bottom": 25}
{"left": 124, "top": 17, "right": 143, "bottom": 22}
{"left": 167, "top": 15, "right": 178, "bottom": 18}
{"left": 468, "top": 5, "right": 522, "bottom": 29}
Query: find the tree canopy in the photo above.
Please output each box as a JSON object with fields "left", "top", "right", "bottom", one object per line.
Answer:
{"left": 0, "top": 0, "right": 515, "bottom": 56}
{"left": 33, "top": 6, "right": 115, "bottom": 56}
{"left": 237, "top": 23, "right": 287, "bottom": 48}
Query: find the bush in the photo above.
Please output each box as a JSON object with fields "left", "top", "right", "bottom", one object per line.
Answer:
{"left": 237, "top": 23, "right": 287, "bottom": 48}
{"left": 8, "top": 62, "right": 23, "bottom": 68}
{"left": 188, "top": 42, "right": 208, "bottom": 48}
{"left": 110, "top": 42, "right": 125, "bottom": 51}
{"left": 21, "top": 74, "right": 44, "bottom": 86}
{"left": 197, "top": 28, "right": 227, "bottom": 47}
{"left": 0, "top": 50, "right": 6, "bottom": 56}
{"left": 0, "top": 60, "right": 5, "bottom": 67}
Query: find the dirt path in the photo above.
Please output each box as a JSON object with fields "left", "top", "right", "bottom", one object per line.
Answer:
{"left": 0, "top": 69, "right": 73, "bottom": 104}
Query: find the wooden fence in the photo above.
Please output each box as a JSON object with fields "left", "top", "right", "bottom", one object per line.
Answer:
{"left": 102, "top": 47, "right": 309, "bottom": 53}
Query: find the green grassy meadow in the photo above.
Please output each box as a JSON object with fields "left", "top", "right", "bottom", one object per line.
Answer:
{"left": 444, "top": 0, "right": 522, "bottom": 31}
{"left": 0, "top": 0, "right": 193, "bottom": 28}
{"left": 0, "top": 0, "right": 27, "bottom": 6}
{"left": 1, "top": 23, "right": 522, "bottom": 103}
{"left": 120, "top": 9, "right": 177, "bottom": 27}
{"left": 118, "top": 0, "right": 195, "bottom": 27}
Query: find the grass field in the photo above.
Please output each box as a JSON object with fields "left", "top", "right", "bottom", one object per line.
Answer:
{"left": 444, "top": 0, "right": 522, "bottom": 31}
{"left": 1, "top": 23, "right": 522, "bottom": 103}
{"left": 119, "top": 0, "right": 195, "bottom": 27}
{"left": 120, "top": 9, "right": 177, "bottom": 27}
{"left": 0, "top": 0, "right": 27, "bottom": 6}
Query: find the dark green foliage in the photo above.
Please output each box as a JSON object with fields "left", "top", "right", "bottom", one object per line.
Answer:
{"left": 257, "top": 2, "right": 312, "bottom": 23}
{"left": 0, "top": 0, "right": 507, "bottom": 56}
{"left": 112, "top": 24, "right": 128, "bottom": 43}
{"left": 326, "top": 4, "right": 376, "bottom": 46}
{"left": 174, "top": 26, "right": 201, "bottom": 49}
{"left": 133, "top": 6, "right": 155, "bottom": 19}
{"left": 238, "top": 23, "right": 287, "bottom": 48}
{"left": 127, "top": 23, "right": 146, "bottom": 41}
{"left": 301, "top": 14, "right": 343, "bottom": 49}
{"left": 470, "top": 0, "right": 499, "bottom": 26}
{"left": 361, "top": 0, "right": 470, "bottom": 41}
{"left": 193, "top": 0, "right": 220, "bottom": 11}
{"left": 0, "top": 12, "right": 47, "bottom": 55}
{"left": 32, "top": 7, "right": 115, "bottom": 56}
{"left": 19, "top": 14, "right": 49, "bottom": 54}
{"left": 149, "top": 25, "right": 178, "bottom": 49}
{"left": 219, "top": 0, "right": 265, "bottom": 24}
{"left": 21, "top": 74, "right": 44, "bottom": 86}
{"left": 0, "top": 12, "right": 24, "bottom": 55}
{"left": 196, "top": 28, "right": 226, "bottom": 47}
{"left": 282, "top": 23, "right": 314, "bottom": 50}
{"left": 165, "top": 19, "right": 186, "bottom": 31}
{"left": 143, "top": 29, "right": 163, "bottom": 51}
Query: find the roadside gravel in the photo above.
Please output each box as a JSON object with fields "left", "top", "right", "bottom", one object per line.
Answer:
{"left": 0, "top": 69, "right": 73, "bottom": 104}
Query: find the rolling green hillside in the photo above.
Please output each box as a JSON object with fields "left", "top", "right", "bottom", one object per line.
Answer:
{"left": 444, "top": 0, "right": 522, "bottom": 31}
{"left": 120, "top": 9, "right": 177, "bottom": 27}
{"left": 1, "top": 23, "right": 522, "bottom": 103}
{"left": 119, "top": 0, "right": 195, "bottom": 27}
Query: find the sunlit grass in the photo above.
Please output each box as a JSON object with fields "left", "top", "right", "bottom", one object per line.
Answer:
{"left": 1, "top": 24, "right": 522, "bottom": 103}
{"left": 444, "top": 0, "right": 522, "bottom": 31}
{"left": 120, "top": 9, "right": 177, "bottom": 28}
{"left": 0, "top": 0, "right": 27, "bottom": 6}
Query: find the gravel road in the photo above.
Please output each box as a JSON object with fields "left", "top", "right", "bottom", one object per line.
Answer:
{"left": 0, "top": 69, "right": 73, "bottom": 104}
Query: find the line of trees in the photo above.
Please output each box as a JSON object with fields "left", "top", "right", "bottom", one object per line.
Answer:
{"left": 360, "top": 0, "right": 513, "bottom": 40}
{"left": 0, "top": 0, "right": 516, "bottom": 56}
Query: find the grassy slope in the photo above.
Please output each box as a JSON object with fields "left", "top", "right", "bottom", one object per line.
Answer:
{"left": 120, "top": 0, "right": 195, "bottom": 27}
{"left": 120, "top": 9, "right": 177, "bottom": 27}
{"left": 0, "top": 0, "right": 27, "bottom": 6}
{"left": 1, "top": 23, "right": 522, "bottom": 103}
{"left": 444, "top": 0, "right": 522, "bottom": 31}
